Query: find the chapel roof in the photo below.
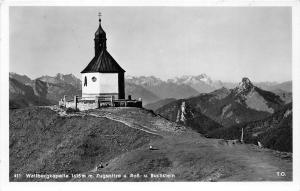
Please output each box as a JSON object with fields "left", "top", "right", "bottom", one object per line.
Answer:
{"left": 81, "top": 50, "right": 125, "bottom": 73}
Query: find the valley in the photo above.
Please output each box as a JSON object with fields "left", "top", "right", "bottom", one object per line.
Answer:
{"left": 9, "top": 73, "right": 292, "bottom": 108}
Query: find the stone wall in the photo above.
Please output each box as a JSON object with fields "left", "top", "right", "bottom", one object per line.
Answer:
{"left": 62, "top": 99, "right": 142, "bottom": 111}
{"left": 77, "top": 102, "right": 98, "bottom": 111}
{"left": 65, "top": 101, "right": 75, "bottom": 109}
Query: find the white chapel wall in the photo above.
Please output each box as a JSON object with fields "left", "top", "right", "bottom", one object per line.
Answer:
{"left": 82, "top": 73, "right": 101, "bottom": 97}
{"left": 82, "top": 73, "right": 118, "bottom": 98}
{"left": 99, "top": 73, "right": 118, "bottom": 94}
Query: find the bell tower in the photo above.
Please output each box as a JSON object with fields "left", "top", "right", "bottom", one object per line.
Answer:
{"left": 94, "top": 12, "right": 107, "bottom": 55}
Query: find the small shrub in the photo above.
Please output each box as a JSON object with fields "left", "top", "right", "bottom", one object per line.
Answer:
{"left": 66, "top": 107, "right": 80, "bottom": 113}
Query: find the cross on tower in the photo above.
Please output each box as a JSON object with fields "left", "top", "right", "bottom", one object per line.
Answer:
{"left": 98, "top": 12, "right": 102, "bottom": 21}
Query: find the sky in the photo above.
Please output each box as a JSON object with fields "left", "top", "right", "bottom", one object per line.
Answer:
{"left": 9, "top": 6, "right": 292, "bottom": 82}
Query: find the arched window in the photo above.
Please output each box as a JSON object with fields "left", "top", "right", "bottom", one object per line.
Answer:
{"left": 84, "top": 76, "right": 87, "bottom": 86}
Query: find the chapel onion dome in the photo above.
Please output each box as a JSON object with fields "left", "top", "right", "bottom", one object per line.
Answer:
{"left": 95, "top": 18, "right": 106, "bottom": 39}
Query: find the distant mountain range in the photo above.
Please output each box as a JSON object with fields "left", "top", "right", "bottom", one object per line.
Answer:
{"left": 254, "top": 81, "right": 292, "bottom": 92}
{"left": 9, "top": 73, "right": 81, "bottom": 109}
{"left": 156, "top": 77, "right": 285, "bottom": 128}
{"left": 125, "top": 82, "right": 160, "bottom": 104}
{"left": 126, "top": 74, "right": 291, "bottom": 104}
{"left": 9, "top": 78, "right": 52, "bottom": 109}
{"left": 37, "top": 73, "right": 82, "bottom": 89}
{"left": 126, "top": 75, "right": 200, "bottom": 101}
{"left": 9, "top": 72, "right": 292, "bottom": 108}
{"left": 167, "top": 74, "right": 230, "bottom": 92}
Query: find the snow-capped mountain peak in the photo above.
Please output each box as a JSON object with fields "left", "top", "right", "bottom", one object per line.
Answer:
{"left": 168, "top": 74, "right": 213, "bottom": 85}
{"left": 125, "top": 75, "right": 164, "bottom": 86}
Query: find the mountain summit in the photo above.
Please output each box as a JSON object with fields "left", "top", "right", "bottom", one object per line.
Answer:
{"left": 235, "top": 77, "right": 254, "bottom": 94}
{"left": 233, "top": 77, "right": 284, "bottom": 113}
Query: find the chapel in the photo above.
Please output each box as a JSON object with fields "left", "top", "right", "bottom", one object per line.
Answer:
{"left": 81, "top": 15, "right": 125, "bottom": 100}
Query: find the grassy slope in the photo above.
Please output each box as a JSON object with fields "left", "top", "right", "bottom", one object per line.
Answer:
{"left": 80, "top": 132, "right": 292, "bottom": 182}
{"left": 10, "top": 107, "right": 292, "bottom": 182}
{"left": 9, "top": 107, "right": 161, "bottom": 181}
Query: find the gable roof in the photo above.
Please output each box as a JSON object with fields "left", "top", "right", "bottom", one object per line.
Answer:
{"left": 81, "top": 50, "right": 125, "bottom": 73}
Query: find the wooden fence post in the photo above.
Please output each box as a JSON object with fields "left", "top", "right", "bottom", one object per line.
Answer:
{"left": 95, "top": 96, "right": 100, "bottom": 108}
{"left": 111, "top": 96, "right": 114, "bottom": 107}
{"left": 63, "top": 95, "right": 66, "bottom": 107}
{"left": 138, "top": 98, "right": 142, "bottom": 108}
{"left": 74, "top": 95, "right": 78, "bottom": 110}
{"left": 240, "top": 128, "right": 244, "bottom": 143}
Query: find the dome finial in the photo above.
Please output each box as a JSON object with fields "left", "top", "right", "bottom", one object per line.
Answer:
{"left": 98, "top": 12, "right": 102, "bottom": 22}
